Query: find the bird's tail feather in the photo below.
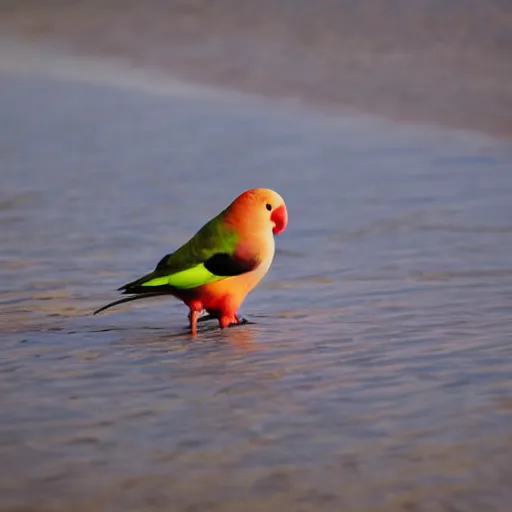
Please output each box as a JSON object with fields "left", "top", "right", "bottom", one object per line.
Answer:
{"left": 117, "top": 270, "right": 157, "bottom": 294}
{"left": 93, "top": 292, "right": 168, "bottom": 315}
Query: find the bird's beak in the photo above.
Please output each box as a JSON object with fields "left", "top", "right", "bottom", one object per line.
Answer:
{"left": 271, "top": 204, "right": 288, "bottom": 235}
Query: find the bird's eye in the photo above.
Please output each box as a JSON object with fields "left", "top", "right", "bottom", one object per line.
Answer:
{"left": 266, "top": 203, "right": 272, "bottom": 211}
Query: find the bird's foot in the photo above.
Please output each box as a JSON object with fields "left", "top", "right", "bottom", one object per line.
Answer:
{"left": 229, "top": 316, "right": 252, "bottom": 327}
{"left": 219, "top": 314, "right": 254, "bottom": 329}
{"left": 188, "top": 311, "right": 254, "bottom": 333}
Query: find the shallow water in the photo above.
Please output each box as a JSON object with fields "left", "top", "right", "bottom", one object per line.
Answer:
{"left": 1, "top": 47, "right": 512, "bottom": 511}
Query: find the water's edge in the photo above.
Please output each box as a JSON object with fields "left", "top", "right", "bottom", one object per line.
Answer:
{"left": 1, "top": 0, "right": 512, "bottom": 139}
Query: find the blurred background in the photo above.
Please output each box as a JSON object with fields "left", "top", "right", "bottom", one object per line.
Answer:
{"left": 1, "top": 1, "right": 512, "bottom": 511}
{"left": 1, "top": 0, "right": 512, "bottom": 136}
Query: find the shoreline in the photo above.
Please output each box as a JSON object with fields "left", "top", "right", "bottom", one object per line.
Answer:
{"left": 1, "top": 1, "right": 512, "bottom": 140}
{"left": 0, "top": 35, "right": 510, "bottom": 148}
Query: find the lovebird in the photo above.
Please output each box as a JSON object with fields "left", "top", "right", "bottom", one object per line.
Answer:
{"left": 94, "top": 188, "right": 288, "bottom": 335}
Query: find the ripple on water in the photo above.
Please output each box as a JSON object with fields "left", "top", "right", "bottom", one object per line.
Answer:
{"left": 1, "top": 54, "right": 512, "bottom": 511}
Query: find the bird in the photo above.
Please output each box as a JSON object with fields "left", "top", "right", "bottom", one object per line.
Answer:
{"left": 93, "top": 188, "right": 288, "bottom": 335}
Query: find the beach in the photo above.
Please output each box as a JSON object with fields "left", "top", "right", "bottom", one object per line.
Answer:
{"left": 1, "top": 0, "right": 512, "bottom": 137}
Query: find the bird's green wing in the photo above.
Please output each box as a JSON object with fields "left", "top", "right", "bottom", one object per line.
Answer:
{"left": 119, "top": 213, "right": 259, "bottom": 294}
{"left": 139, "top": 252, "right": 254, "bottom": 290}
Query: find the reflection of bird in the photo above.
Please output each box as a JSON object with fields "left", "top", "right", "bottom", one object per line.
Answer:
{"left": 94, "top": 188, "right": 288, "bottom": 335}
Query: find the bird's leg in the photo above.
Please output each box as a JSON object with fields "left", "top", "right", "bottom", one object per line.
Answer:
{"left": 189, "top": 309, "right": 199, "bottom": 336}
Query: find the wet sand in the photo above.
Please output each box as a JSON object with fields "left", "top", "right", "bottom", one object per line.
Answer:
{"left": 1, "top": 0, "right": 512, "bottom": 137}
{"left": 1, "top": 39, "right": 512, "bottom": 511}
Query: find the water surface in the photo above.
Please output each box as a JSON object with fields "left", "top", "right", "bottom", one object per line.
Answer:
{"left": 1, "top": 47, "right": 512, "bottom": 511}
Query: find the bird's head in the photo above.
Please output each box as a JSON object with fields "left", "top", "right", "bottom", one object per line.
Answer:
{"left": 226, "top": 188, "right": 288, "bottom": 236}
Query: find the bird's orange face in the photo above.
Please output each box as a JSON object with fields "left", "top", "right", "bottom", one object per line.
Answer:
{"left": 226, "top": 188, "right": 288, "bottom": 236}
